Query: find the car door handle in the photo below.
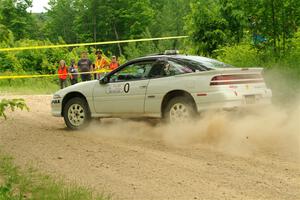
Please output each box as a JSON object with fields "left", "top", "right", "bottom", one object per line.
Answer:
{"left": 139, "top": 85, "right": 147, "bottom": 89}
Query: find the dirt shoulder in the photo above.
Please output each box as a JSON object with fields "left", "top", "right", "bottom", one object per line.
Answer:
{"left": 0, "top": 95, "right": 299, "bottom": 200}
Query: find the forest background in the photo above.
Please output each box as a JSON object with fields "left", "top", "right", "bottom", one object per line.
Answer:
{"left": 0, "top": 0, "right": 299, "bottom": 98}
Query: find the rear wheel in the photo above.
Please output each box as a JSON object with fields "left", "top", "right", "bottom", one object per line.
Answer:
{"left": 63, "top": 97, "right": 91, "bottom": 130}
{"left": 163, "top": 96, "right": 196, "bottom": 123}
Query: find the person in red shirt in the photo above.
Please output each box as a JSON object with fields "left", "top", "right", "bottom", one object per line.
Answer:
{"left": 109, "top": 56, "right": 119, "bottom": 70}
{"left": 58, "top": 60, "right": 68, "bottom": 89}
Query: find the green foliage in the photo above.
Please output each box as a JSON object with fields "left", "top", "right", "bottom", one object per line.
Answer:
{"left": 216, "top": 44, "right": 261, "bottom": 67}
{"left": 216, "top": 39, "right": 300, "bottom": 74}
{"left": 46, "top": 0, "right": 77, "bottom": 43}
{"left": 285, "top": 31, "right": 300, "bottom": 67}
{"left": 44, "top": 0, "right": 191, "bottom": 58}
{"left": 0, "top": 24, "right": 14, "bottom": 46}
{"left": 241, "top": 0, "right": 300, "bottom": 54}
{"left": 186, "top": 0, "right": 228, "bottom": 55}
{"left": 0, "top": 40, "right": 96, "bottom": 74}
{"left": 0, "top": 0, "right": 192, "bottom": 77}
{"left": 123, "top": 30, "right": 157, "bottom": 59}
{"left": 186, "top": 0, "right": 300, "bottom": 57}
{"left": 0, "top": 75, "right": 59, "bottom": 94}
{"left": 0, "top": 98, "right": 29, "bottom": 119}
{"left": 0, "top": 0, "right": 35, "bottom": 40}
{"left": 0, "top": 153, "right": 110, "bottom": 200}
{"left": 15, "top": 39, "right": 70, "bottom": 73}
{"left": 0, "top": 52, "right": 22, "bottom": 72}
{"left": 186, "top": 0, "right": 246, "bottom": 55}
{"left": 46, "top": 0, "right": 155, "bottom": 43}
{"left": 0, "top": 0, "right": 300, "bottom": 95}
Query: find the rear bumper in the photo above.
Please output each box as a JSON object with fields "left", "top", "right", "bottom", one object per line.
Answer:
{"left": 194, "top": 89, "right": 272, "bottom": 112}
{"left": 196, "top": 98, "right": 272, "bottom": 112}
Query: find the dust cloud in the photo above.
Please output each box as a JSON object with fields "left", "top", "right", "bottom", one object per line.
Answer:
{"left": 84, "top": 69, "right": 300, "bottom": 158}
{"left": 84, "top": 101, "right": 300, "bottom": 159}
{"left": 162, "top": 104, "right": 300, "bottom": 156}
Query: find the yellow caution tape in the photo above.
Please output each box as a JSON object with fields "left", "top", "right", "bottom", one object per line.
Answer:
{"left": 0, "top": 35, "right": 188, "bottom": 80}
{"left": 0, "top": 74, "right": 54, "bottom": 79}
{"left": 0, "top": 69, "right": 111, "bottom": 80}
{"left": 0, "top": 36, "right": 188, "bottom": 52}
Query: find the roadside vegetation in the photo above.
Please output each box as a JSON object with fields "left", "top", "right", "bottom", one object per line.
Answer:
{"left": 0, "top": 97, "right": 109, "bottom": 200}
{"left": 0, "top": 153, "right": 110, "bottom": 200}
{"left": 0, "top": 98, "right": 28, "bottom": 119}
{"left": 1, "top": 0, "right": 300, "bottom": 95}
{"left": 0, "top": 77, "right": 58, "bottom": 95}
{"left": 0, "top": 96, "right": 106, "bottom": 199}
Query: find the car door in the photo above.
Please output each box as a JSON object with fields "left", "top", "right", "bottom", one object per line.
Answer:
{"left": 145, "top": 59, "right": 195, "bottom": 114}
{"left": 93, "top": 60, "right": 154, "bottom": 114}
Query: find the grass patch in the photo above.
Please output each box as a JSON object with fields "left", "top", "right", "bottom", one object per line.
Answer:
{"left": 0, "top": 77, "right": 60, "bottom": 95}
{"left": 0, "top": 152, "right": 110, "bottom": 200}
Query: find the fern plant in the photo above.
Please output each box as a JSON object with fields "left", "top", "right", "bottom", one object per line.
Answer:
{"left": 0, "top": 99, "right": 29, "bottom": 119}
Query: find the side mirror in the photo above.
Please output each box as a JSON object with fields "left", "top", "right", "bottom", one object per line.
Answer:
{"left": 99, "top": 76, "right": 109, "bottom": 84}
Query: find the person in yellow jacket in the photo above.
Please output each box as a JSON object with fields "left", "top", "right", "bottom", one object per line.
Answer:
{"left": 95, "top": 50, "right": 109, "bottom": 79}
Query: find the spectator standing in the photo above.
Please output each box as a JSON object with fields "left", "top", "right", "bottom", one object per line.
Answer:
{"left": 95, "top": 50, "right": 109, "bottom": 79}
{"left": 78, "top": 51, "right": 93, "bottom": 81}
{"left": 109, "top": 56, "right": 119, "bottom": 70}
{"left": 58, "top": 60, "right": 68, "bottom": 89}
{"left": 69, "top": 59, "right": 78, "bottom": 85}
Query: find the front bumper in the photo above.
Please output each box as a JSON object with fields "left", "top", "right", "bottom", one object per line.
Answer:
{"left": 51, "top": 98, "right": 62, "bottom": 117}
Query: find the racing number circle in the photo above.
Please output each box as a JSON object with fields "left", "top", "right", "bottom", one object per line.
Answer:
{"left": 124, "top": 83, "right": 130, "bottom": 93}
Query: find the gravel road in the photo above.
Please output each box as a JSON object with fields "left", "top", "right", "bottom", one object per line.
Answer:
{"left": 0, "top": 95, "right": 299, "bottom": 200}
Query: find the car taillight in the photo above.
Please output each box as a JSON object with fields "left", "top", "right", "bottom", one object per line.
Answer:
{"left": 210, "top": 74, "right": 264, "bottom": 86}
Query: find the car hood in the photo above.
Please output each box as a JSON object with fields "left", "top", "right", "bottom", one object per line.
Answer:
{"left": 53, "top": 80, "right": 98, "bottom": 98}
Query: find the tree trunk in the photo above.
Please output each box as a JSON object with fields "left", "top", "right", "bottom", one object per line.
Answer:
{"left": 271, "top": 0, "right": 277, "bottom": 55}
{"left": 63, "top": 23, "right": 66, "bottom": 41}
{"left": 282, "top": 5, "right": 286, "bottom": 54}
{"left": 113, "top": 22, "right": 123, "bottom": 56}
{"left": 93, "top": 15, "right": 97, "bottom": 43}
{"left": 173, "top": 0, "right": 180, "bottom": 49}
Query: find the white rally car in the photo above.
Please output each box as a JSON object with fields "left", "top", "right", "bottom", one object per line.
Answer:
{"left": 51, "top": 52, "right": 272, "bottom": 129}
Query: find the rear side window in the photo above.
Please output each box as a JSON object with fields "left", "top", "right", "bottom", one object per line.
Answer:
{"left": 168, "top": 61, "right": 193, "bottom": 75}
{"left": 172, "top": 58, "right": 209, "bottom": 72}
{"left": 181, "top": 56, "right": 231, "bottom": 69}
{"left": 201, "top": 60, "right": 230, "bottom": 68}
{"left": 148, "top": 60, "right": 193, "bottom": 78}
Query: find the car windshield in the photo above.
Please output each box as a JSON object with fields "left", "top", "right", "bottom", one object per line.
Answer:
{"left": 178, "top": 56, "right": 232, "bottom": 69}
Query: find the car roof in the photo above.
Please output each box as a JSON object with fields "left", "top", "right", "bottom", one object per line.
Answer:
{"left": 130, "top": 54, "right": 217, "bottom": 63}
{"left": 128, "top": 54, "right": 230, "bottom": 69}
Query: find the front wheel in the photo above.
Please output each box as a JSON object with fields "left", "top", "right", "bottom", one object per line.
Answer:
{"left": 63, "top": 97, "right": 91, "bottom": 130}
{"left": 163, "top": 96, "right": 196, "bottom": 123}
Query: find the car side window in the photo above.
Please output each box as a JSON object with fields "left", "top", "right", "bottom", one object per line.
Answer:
{"left": 109, "top": 62, "right": 153, "bottom": 83}
{"left": 148, "top": 60, "right": 193, "bottom": 78}
{"left": 167, "top": 60, "right": 193, "bottom": 75}
{"left": 148, "top": 61, "right": 167, "bottom": 78}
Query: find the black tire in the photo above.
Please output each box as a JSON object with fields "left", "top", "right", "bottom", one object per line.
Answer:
{"left": 163, "top": 96, "right": 196, "bottom": 123}
{"left": 63, "top": 97, "right": 91, "bottom": 130}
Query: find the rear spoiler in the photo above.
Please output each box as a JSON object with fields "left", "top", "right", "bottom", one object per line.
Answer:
{"left": 177, "top": 67, "right": 264, "bottom": 77}
{"left": 217, "top": 67, "right": 263, "bottom": 75}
